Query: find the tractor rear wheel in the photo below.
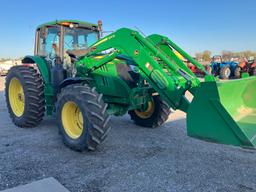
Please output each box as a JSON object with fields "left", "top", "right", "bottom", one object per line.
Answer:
{"left": 57, "top": 84, "right": 111, "bottom": 151}
{"left": 234, "top": 67, "right": 241, "bottom": 78}
{"left": 219, "top": 66, "right": 231, "bottom": 79}
{"left": 250, "top": 67, "right": 256, "bottom": 76}
{"left": 5, "top": 66, "right": 45, "bottom": 127}
{"left": 128, "top": 95, "right": 171, "bottom": 128}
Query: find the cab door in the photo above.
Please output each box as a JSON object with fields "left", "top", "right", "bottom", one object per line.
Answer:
{"left": 35, "top": 26, "right": 61, "bottom": 62}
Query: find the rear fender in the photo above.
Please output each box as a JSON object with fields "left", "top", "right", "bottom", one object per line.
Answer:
{"left": 22, "top": 56, "right": 54, "bottom": 115}
{"left": 238, "top": 62, "right": 246, "bottom": 68}
{"left": 22, "top": 56, "right": 50, "bottom": 84}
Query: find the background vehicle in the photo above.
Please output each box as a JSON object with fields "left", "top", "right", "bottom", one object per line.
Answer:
{"left": 186, "top": 59, "right": 211, "bottom": 77}
{"left": 234, "top": 57, "right": 256, "bottom": 78}
{"left": 5, "top": 20, "right": 256, "bottom": 151}
{"left": 210, "top": 55, "right": 239, "bottom": 79}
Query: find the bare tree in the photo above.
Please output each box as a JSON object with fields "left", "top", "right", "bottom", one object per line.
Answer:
{"left": 195, "top": 52, "right": 203, "bottom": 61}
{"left": 221, "top": 50, "right": 233, "bottom": 61}
{"left": 202, "top": 50, "right": 211, "bottom": 61}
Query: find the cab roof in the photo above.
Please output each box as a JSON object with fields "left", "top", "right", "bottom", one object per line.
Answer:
{"left": 37, "top": 20, "right": 98, "bottom": 30}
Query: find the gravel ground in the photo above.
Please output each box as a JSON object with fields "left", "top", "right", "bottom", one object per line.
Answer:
{"left": 0, "top": 76, "right": 256, "bottom": 192}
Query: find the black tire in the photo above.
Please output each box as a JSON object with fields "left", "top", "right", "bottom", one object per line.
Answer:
{"left": 57, "top": 84, "right": 111, "bottom": 151}
{"left": 206, "top": 66, "right": 212, "bottom": 75}
{"left": 250, "top": 67, "right": 256, "bottom": 76}
{"left": 234, "top": 66, "right": 241, "bottom": 78}
{"left": 5, "top": 65, "right": 45, "bottom": 127}
{"left": 219, "top": 66, "right": 231, "bottom": 79}
{"left": 128, "top": 95, "right": 171, "bottom": 128}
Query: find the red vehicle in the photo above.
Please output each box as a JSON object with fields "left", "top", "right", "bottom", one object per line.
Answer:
{"left": 234, "top": 57, "right": 256, "bottom": 78}
{"left": 186, "top": 60, "right": 211, "bottom": 76}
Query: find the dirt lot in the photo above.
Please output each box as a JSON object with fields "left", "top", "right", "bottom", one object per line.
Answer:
{"left": 0, "top": 76, "right": 256, "bottom": 192}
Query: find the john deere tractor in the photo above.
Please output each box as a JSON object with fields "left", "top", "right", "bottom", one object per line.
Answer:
{"left": 5, "top": 20, "right": 256, "bottom": 151}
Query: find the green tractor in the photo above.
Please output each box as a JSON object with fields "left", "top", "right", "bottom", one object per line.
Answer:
{"left": 5, "top": 20, "right": 256, "bottom": 151}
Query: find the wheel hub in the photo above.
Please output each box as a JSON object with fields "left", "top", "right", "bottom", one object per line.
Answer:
{"left": 225, "top": 68, "right": 231, "bottom": 77}
{"left": 61, "top": 101, "right": 84, "bottom": 139}
{"left": 8, "top": 78, "right": 25, "bottom": 117}
{"left": 134, "top": 101, "right": 155, "bottom": 119}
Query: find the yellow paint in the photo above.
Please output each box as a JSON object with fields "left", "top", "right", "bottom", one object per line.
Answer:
{"left": 173, "top": 50, "right": 185, "bottom": 60}
{"left": 94, "top": 35, "right": 115, "bottom": 46}
{"left": 61, "top": 101, "right": 84, "bottom": 139}
{"left": 135, "top": 101, "right": 155, "bottom": 119}
{"left": 94, "top": 56, "right": 104, "bottom": 60}
{"left": 8, "top": 78, "right": 25, "bottom": 117}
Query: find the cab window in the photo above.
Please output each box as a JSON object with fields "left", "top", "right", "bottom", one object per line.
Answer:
{"left": 63, "top": 27, "right": 98, "bottom": 51}
{"left": 38, "top": 26, "right": 60, "bottom": 58}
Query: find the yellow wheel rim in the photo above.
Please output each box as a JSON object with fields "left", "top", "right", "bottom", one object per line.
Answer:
{"left": 61, "top": 101, "right": 84, "bottom": 139}
{"left": 8, "top": 78, "right": 25, "bottom": 117}
{"left": 135, "top": 101, "right": 155, "bottom": 119}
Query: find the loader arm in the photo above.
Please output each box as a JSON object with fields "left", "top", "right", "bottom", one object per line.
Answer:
{"left": 77, "top": 28, "right": 207, "bottom": 112}
{"left": 76, "top": 28, "right": 256, "bottom": 148}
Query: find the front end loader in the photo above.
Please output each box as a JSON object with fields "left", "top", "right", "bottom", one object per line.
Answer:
{"left": 5, "top": 20, "right": 256, "bottom": 151}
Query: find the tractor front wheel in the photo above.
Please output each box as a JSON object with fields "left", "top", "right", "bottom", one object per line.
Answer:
{"left": 5, "top": 66, "right": 45, "bottom": 127}
{"left": 219, "top": 66, "right": 231, "bottom": 79}
{"left": 234, "top": 67, "right": 241, "bottom": 78}
{"left": 57, "top": 84, "right": 111, "bottom": 151}
{"left": 128, "top": 95, "right": 171, "bottom": 128}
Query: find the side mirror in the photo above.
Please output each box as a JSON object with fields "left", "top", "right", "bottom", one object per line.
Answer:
{"left": 98, "top": 20, "right": 103, "bottom": 37}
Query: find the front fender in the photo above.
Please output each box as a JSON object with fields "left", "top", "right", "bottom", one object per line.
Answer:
{"left": 251, "top": 63, "right": 256, "bottom": 68}
{"left": 58, "top": 77, "right": 92, "bottom": 93}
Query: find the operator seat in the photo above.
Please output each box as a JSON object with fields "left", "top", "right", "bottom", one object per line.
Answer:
{"left": 66, "top": 48, "right": 91, "bottom": 58}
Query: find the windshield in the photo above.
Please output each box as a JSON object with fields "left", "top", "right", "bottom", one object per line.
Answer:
{"left": 36, "top": 25, "right": 99, "bottom": 64}
{"left": 64, "top": 27, "right": 99, "bottom": 51}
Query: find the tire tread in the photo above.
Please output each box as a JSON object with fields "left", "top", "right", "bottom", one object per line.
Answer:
{"left": 5, "top": 65, "right": 45, "bottom": 127}
{"left": 57, "top": 84, "right": 111, "bottom": 151}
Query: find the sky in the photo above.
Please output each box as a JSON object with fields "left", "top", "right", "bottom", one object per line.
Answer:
{"left": 0, "top": 0, "right": 255, "bottom": 58}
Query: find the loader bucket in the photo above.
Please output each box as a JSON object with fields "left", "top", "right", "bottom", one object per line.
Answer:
{"left": 187, "top": 77, "right": 256, "bottom": 148}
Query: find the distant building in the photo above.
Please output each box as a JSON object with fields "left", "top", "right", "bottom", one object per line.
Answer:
{"left": 0, "top": 59, "right": 22, "bottom": 66}
{"left": 0, "top": 60, "right": 17, "bottom": 76}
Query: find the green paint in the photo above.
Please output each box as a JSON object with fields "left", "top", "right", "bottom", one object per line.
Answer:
{"left": 37, "top": 20, "right": 98, "bottom": 30}
{"left": 83, "top": 28, "right": 200, "bottom": 112}
{"left": 187, "top": 77, "right": 256, "bottom": 147}
{"left": 23, "top": 55, "right": 54, "bottom": 115}
{"left": 27, "top": 21, "right": 256, "bottom": 148}
{"left": 23, "top": 56, "right": 50, "bottom": 81}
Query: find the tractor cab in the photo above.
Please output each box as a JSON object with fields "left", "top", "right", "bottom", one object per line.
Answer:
{"left": 35, "top": 20, "right": 101, "bottom": 75}
{"left": 248, "top": 56, "right": 255, "bottom": 64}
{"left": 212, "top": 55, "right": 222, "bottom": 63}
